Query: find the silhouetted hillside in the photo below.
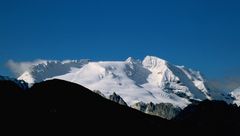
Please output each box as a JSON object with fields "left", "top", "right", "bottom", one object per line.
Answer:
{"left": 0, "top": 79, "right": 171, "bottom": 135}
{"left": 0, "top": 79, "right": 240, "bottom": 135}
{"left": 174, "top": 100, "right": 240, "bottom": 135}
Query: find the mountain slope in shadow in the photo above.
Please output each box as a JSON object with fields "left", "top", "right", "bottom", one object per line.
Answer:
{"left": 0, "top": 79, "right": 240, "bottom": 135}
{"left": 0, "top": 79, "right": 172, "bottom": 135}
{"left": 174, "top": 100, "right": 240, "bottom": 135}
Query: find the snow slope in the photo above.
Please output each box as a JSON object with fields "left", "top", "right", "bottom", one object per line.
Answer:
{"left": 18, "top": 59, "right": 89, "bottom": 84}
{"left": 231, "top": 87, "right": 240, "bottom": 106}
{"left": 18, "top": 56, "right": 219, "bottom": 108}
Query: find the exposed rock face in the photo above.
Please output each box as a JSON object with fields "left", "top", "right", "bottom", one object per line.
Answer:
{"left": 132, "top": 102, "right": 182, "bottom": 119}
{"left": 109, "top": 92, "right": 128, "bottom": 106}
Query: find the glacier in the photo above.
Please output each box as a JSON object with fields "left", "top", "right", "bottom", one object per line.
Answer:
{"left": 17, "top": 56, "right": 231, "bottom": 110}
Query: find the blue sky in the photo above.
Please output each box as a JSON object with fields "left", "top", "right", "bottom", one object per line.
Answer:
{"left": 1, "top": 0, "right": 240, "bottom": 79}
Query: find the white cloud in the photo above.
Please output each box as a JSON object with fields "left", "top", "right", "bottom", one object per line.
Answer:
{"left": 6, "top": 59, "right": 46, "bottom": 77}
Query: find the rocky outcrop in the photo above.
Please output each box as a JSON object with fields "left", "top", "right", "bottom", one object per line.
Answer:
{"left": 132, "top": 102, "right": 182, "bottom": 119}
{"left": 109, "top": 92, "right": 128, "bottom": 106}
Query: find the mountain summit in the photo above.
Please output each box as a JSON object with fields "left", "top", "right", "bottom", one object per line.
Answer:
{"left": 17, "top": 56, "right": 231, "bottom": 117}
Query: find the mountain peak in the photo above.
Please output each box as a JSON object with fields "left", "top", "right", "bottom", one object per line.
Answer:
{"left": 16, "top": 56, "right": 231, "bottom": 110}
{"left": 142, "top": 56, "right": 168, "bottom": 69}
{"left": 125, "top": 57, "right": 141, "bottom": 65}
{"left": 125, "top": 57, "right": 136, "bottom": 62}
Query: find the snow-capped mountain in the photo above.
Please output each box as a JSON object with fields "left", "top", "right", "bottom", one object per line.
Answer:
{"left": 18, "top": 56, "right": 225, "bottom": 109}
{"left": 18, "top": 59, "right": 89, "bottom": 84}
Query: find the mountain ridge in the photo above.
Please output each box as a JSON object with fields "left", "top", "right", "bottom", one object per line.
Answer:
{"left": 16, "top": 56, "right": 233, "bottom": 118}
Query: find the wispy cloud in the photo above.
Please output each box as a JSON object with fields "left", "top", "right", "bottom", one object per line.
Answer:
{"left": 208, "top": 76, "right": 240, "bottom": 92}
{"left": 6, "top": 59, "right": 45, "bottom": 77}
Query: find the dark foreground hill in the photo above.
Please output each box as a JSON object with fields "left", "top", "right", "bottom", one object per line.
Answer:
{"left": 0, "top": 79, "right": 240, "bottom": 135}
{"left": 174, "top": 100, "right": 240, "bottom": 135}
